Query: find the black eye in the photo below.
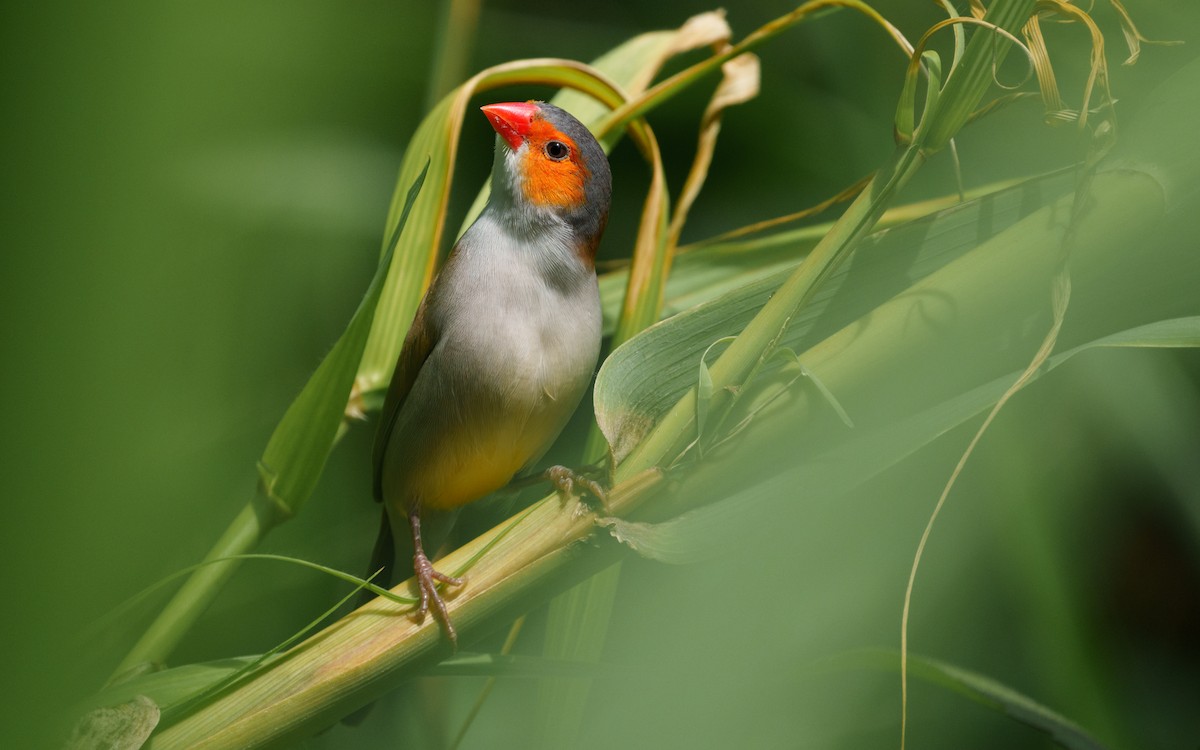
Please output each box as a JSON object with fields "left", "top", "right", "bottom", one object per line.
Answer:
{"left": 544, "top": 140, "right": 569, "bottom": 161}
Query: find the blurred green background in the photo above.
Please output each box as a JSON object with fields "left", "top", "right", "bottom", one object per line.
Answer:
{"left": 3, "top": 1, "right": 1199, "bottom": 748}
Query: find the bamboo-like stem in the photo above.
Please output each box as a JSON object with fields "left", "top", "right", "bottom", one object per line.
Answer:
{"left": 145, "top": 471, "right": 663, "bottom": 749}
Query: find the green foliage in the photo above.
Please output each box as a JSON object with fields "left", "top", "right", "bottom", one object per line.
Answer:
{"left": 6, "top": 2, "right": 1200, "bottom": 749}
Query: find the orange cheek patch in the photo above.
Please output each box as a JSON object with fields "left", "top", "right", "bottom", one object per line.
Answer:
{"left": 521, "top": 160, "right": 587, "bottom": 209}
{"left": 519, "top": 120, "right": 588, "bottom": 210}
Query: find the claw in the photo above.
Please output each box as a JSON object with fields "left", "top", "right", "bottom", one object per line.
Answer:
{"left": 545, "top": 465, "right": 608, "bottom": 510}
{"left": 408, "top": 508, "right": 465, "bottom": 647}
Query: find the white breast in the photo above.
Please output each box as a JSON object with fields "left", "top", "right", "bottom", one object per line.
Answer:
{"left": 383, "top": 211, "right": 601, "bottom": 509}
{"left": 443, "top": 212, "right": 600, "bottom": 402}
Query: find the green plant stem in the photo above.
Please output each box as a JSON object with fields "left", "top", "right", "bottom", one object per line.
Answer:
{"left": 137, "top": 29, "right": 1197, "bottom": 750}
{"left": 144, "top": 470, "right": 663, "bottom": 749}
{"left": 142, "top": 159, "right": 1175, "bottom": 748}
{"left": 616, "top": 0, "right": 1037, "bottom": 479}
{"left": 113, "top": 501, "right": 281, "bottom": 677}
{"left": 619, "top": 143, "right": 924, "bottom": 477}
{"left": 923, "top": 0, "right": 1035, "bottom": 150}
{"left": 536, "top": 565, "right": 622, "bottom": 749}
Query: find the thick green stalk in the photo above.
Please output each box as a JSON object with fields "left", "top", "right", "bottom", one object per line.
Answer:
{"left": 144, "top": 471, "right": 664, "bottom": 749}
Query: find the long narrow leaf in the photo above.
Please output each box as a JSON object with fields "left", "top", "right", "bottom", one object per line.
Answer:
{"left": 602, "top": 315, "right": 1200, "bottom": 566}
{"left": 595, "top": 167, "right": 1075, "bottom": 462}
{"left": 114, "top": 163, "right": 429, "bottom": 675}
{"left": 827, "top": 650, "right": 1109, "bottom": 750}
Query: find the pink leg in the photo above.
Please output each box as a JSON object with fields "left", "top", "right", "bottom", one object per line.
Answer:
{"left": 544, "top": 465, "right": 608, "bottom": 508}
{"left": 408, "top": 507, "right": 465, "bottom": 646}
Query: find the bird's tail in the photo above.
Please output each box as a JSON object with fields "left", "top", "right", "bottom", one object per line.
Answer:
{"left": 356, "top": 507, "right": 394, "bottom": 610}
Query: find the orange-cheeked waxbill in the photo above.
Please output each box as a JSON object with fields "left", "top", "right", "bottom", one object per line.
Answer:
{"left": 368, "top": 101, "right": 611, "bottom": 644}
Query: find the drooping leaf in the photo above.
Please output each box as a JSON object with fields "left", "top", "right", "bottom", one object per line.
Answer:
{"left": 667, "top": 51, "right": 761, "bottom": 254}
{"left": 258, "top": 161, "right": 428, "bottom": 516}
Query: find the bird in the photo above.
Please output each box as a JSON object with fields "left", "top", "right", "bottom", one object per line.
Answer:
{"left": 367, "top": 100, "right": 612, "bottom": 646}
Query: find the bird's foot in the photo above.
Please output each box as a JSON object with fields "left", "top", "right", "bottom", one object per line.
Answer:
{"left": 412, "top": 551, "right": 465, "bottom": 647}
{"left": 544, "top": 465, "right": 608, "bottom": 512}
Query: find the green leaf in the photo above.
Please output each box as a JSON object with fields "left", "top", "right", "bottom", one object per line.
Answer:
{"left": 610, "top": 316, "right": 1200, "bottom": 567}
{"left": 695, "top": 336, "right": 736, "bottom": 448}
{"left": 258, "top": 159, "right": 429, "bottom": 516}
{"left": 113, "top": 163, "right": 429, "bottom": 676}
{"left": 828, "top": 649, "right": 1110, "bottom": 750}
{"left": 775, "top": 347, "right": 855, "bottom": 428}
{"left": 87, "top": 660, "right": 261, "bottom": 718}
{"left": 595, "top": 168, "right": 1076, "bottom": 462}
{"left": 358, "top": 59, "right": 667, "bottom": 397}
{"left": 915, "top": 655, "right": 1109, "bottom": 750}
{"left": 597, "top": 505, "right": 742, "bottom": 565}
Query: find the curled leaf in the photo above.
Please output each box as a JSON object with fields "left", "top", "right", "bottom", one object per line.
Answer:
{"left": 668, "top": 52, "right": 761, "bottom": 250}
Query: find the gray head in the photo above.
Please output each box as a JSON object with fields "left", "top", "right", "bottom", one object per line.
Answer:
{"left": 481, "top": 101, "right": 612, "bottom": 256}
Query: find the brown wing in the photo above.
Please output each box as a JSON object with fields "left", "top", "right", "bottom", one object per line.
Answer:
{"left": 371, "top": 287, "right": 439, "bottom": 501}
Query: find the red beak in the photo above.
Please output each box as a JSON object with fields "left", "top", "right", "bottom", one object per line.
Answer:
{"left": 481, "top": 101, "right": 537, "bottom": 151}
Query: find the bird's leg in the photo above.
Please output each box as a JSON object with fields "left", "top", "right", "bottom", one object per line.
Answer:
{"left": 544, "top": 464, "right": 608, "bottom": 510}
{"left": 502, "top": 460, "right": 608, "bottom": 499}
{"left": 408, "top": 506, "right": 464, "bottom": 646}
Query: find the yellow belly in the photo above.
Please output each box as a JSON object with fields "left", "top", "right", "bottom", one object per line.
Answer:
{"left": 422, "top": 436, "right": 533, "bottom": 511}
{"left": 376, "top": 238, "right": 601, "bottom": 513}
{"left": 391, "top": 415, "right": 553, "bottom": 512}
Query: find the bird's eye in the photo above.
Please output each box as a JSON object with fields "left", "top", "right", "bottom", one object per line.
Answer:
{"left": 544, "top": 140, "right": 570, "bottom": 161}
